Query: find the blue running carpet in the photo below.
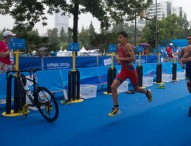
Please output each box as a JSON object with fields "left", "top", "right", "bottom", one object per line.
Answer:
{"left": 0, "top": 80, "right": 191, "bottom": 146}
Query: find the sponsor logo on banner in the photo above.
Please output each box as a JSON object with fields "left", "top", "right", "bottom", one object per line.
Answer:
{"left": 104, "top": 58, "right": 112, "bottom": 66}
{"left": 135, "top": 59, "right": 145, "bottom": 64}
{"left": 46, "top": 62, "right": 71, "bottom": 70}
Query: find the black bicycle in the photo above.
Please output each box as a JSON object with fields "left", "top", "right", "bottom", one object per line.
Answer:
{"left": 8, "top": 68, "right": 59, "bottom": 122}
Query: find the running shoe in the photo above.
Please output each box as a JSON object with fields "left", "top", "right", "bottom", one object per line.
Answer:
{"left": 146, "top": 89, "right": 152, "bottom": 102}
{"left": 108, "top": 108, "right": 121, "bottom": 117}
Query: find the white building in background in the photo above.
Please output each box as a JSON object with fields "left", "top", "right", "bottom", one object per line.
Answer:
{"left": 146, "top": 1, "right": 172, "bottom": 20}
{"left": 55, "top": 9, "right": 69, "bottom": 35}
{"left": 172, "top": 6, "right": 184, "bottom": 18}
{"left": 145, "top": 1, "right": 184, "bottom": 20}
{"left": 126, "top": 1, "right": 173, "bottom": 31}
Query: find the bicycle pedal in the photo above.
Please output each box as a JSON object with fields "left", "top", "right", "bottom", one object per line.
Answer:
{"left": 45, "top": 102, "right": 53, "bottom": 112}
{"left": 46, "top": 106, "right": 52, "bottom": 111}
{"left": 22, "top": 104, "right": 29, "bottom": 115}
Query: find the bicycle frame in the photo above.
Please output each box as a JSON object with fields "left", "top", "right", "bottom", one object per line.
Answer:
{"left": 7, "top": 69, "right": 40, "bottom": 108}
{"left": 6, "top": 68, "right": 59, "bottom": 122}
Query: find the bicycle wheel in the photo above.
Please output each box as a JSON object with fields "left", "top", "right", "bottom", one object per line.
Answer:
{"left": 36, "top": 87, "right": 59, "bottom": 122}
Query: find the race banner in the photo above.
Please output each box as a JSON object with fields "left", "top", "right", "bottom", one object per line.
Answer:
{"left": 43, "top": 57, "right": 72, "bottom": 70}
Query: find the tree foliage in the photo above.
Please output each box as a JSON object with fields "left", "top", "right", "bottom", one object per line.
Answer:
{"left": 112, "top": 22, "right": 141, "bottom": 45}
{"left": 105, "top": 0, "right": 152, "bottom": 24}
{"left": 78, "top": 22, "right": 97, "bottom": 49}
{"left": 90, "top": 32, "right": 117, "bottom": 55}
{"left": 47, "top": 28, "right": 60, "bottom": 51}
{"left": 0, "top": 0, "right": 152, "bottom": 43}
{"left": 78, "top": 27, "right": 90, "bottom": 49}
{"left": 141, "top": 14, "right": 190, "bottom": 48}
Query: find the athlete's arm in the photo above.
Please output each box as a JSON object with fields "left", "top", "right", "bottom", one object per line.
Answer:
{"left": 178, "top": 48, "right": 185, "bottom": 68}
{"left": 182, "top": 56, "right": 191, "bottom": 64}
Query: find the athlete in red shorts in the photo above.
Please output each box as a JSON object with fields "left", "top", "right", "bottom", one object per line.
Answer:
{"left": 108, "top": 31, "right": 152, "bottom": 117}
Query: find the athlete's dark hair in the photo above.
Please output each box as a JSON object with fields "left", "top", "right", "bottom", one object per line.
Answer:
{"left": 118, "top": 31, "right": 128, "bottom": 39}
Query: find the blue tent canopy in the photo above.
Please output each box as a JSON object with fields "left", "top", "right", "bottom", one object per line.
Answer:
{"left": 171, "top": 39, "right": 188, "bottom": 47}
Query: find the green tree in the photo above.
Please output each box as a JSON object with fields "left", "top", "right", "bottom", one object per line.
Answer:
{"left": 78, "top": 27, "right": 90, "bottom": 49}
{"left": 106, "top": 0, "right": 152, "bottom": 26}
{"left": 141, "top": 14, "right": 187, "bottom": 48}
{"left": 67, "top": 27, "right": 73, "bottom": 43}
{"left": 60, "top": 42, "right": 68, "bottom": 51}
{"left": 60, "top": 27, "right": 65, "bottom": 41}
{"left": 59, "top": 27, "right": 69, "bottom": 50}
{"left": 180, "top": 14, "right": 191, "bottom": 38}
{"left": 89, "top": 21, "right": 96, "bottom": 36}
{"left": 159, "top": 14, "right": 184, "bottom": 41}
{"left": 89, "top": 22, "right": 99, "bottom": 49}
{"left": 25, "top": 30, "right": 41, "bottom": 54}
{"left": 141, "top": 20, "right": 156, "bottom": 48}
{"left": 90, "top": 32, "right": 117, "bottom": 55}
{"left": 112, "top": 23, "right": 141, "bottom": 45}
{"left": 47, "top": 28, "right": 60, "bottom": 52}
{"left": 9, "top": 29, "right": 42, "bottom": 54}
{"left": 78, "top": 23, "right": 99, "bottom": 50}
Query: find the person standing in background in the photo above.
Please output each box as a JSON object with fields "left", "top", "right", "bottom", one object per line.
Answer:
{"left": 161, "top": 46, "right": 168, "bottom": 62}
{"left": 166, "top": 43, "right": 174, "bottom": 62}
{"left": 0, "top": 31, "right": 16, "bottom": 73}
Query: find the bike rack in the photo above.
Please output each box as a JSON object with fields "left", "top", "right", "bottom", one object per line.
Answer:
{"left": 2, "top": 43, "right": 28, "bottom": 116}
{"left": 105, "top": 67, "right": 116, "bottom": 94}
{"left": 61, "top": 50, "right": 84, "bottom": 104}
{"left": 104, "top": 52, "right": 116, "bottom": 95}
{"left": 67, "top": 69, "right": 83, "bottom": 103}
{"left": 136, "top": 52, "right": 143, "bottom": 87}
{"left": 172, "top": 53, "right": 177, "bottom": 81}
{"left": 2, "top": 73, "right": 27, "bottom": 116}
{"left": 155, "top": 51, "right": 165, "bottom": 88}
{"left": 5, "top": 73, "right": 14, "bottom": 114}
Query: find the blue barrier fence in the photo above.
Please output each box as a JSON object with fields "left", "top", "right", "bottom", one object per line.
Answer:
{"left": 0, "top": 62, "right": 184, "bottom": 99}
{"left": 18, "top": 55, "right": 159, "bottom": 70}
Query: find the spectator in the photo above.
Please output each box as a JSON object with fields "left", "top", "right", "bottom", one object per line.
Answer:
{"left": 143, "top": 47, "right": 149, "bottom": 55}
{"left": 0, "top": 31, "right": 16, "bottom": 73}
{"left": 166, "top": 43, "right": 174, "bottom": 62}
{"left": 160, "top": 47, "right": 168, "bottom": 62}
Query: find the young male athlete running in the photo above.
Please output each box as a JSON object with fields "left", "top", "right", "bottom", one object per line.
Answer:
{"left": 108, "top": 31, "right": 152, "bottom": 117}
{"left": 181, "top": 34, "right": 191, "bottom": 116}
